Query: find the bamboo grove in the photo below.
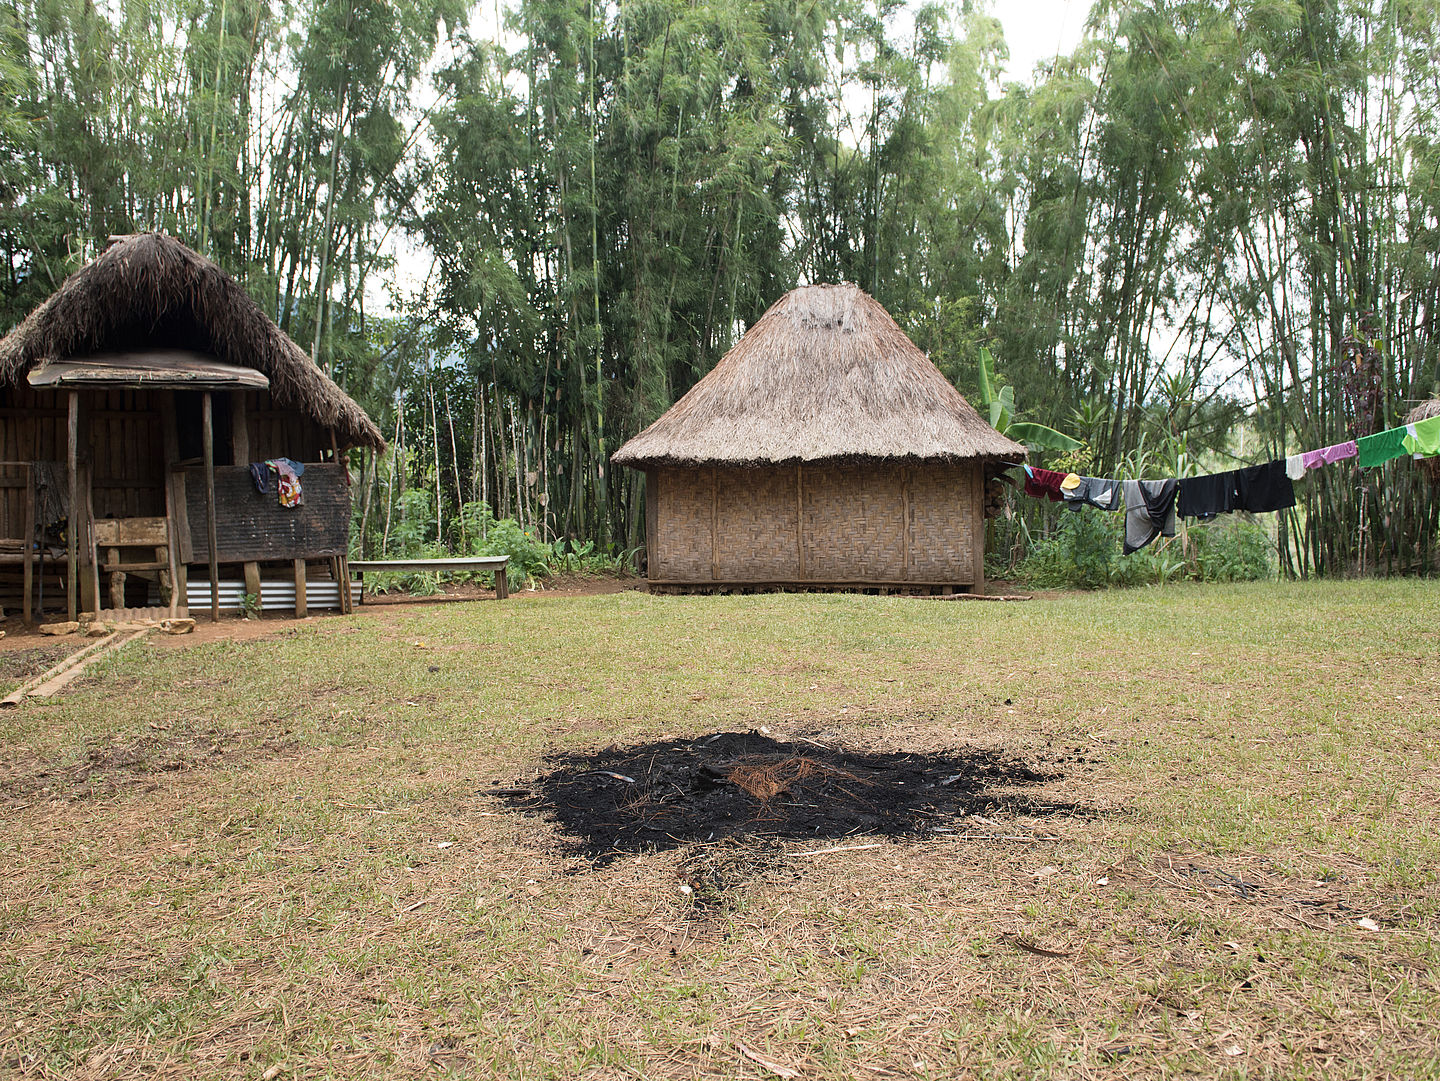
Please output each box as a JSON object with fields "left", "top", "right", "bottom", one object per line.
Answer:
{"left": 2, "top": 0, "right": 1438, "bottom": 575}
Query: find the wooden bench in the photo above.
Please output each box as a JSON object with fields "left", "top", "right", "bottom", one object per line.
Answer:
{"left": 349, "top": 556, "right": 510, "bottom": 600}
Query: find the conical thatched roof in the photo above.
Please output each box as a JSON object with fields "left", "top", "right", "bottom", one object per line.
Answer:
{"left": 0, "top": 233, "right": 384, "bottom": 449}
{"left": 612, "top": 284, "right": 1025, "bottom": 467}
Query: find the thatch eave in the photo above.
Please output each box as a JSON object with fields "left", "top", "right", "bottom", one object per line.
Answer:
{"left": 0, "top": 233, "right": 385, "bottom": 451}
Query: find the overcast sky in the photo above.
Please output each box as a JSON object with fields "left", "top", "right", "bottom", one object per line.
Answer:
{"left": 995, "top": 0, "right": 1093, "bottom": 83}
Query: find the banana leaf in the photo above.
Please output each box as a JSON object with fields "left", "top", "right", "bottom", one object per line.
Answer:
{"left": 1006, "top": 421, "right": 1082, "bottom": 451}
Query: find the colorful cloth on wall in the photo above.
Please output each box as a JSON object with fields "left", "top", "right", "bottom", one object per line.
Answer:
{"left": 253, "top": 458, "right": 306, "bottom": 508}
{"left": 1357, "top": 427, "right": 1408, "bottom": 468}
{"left": 1122, "top": 479, "right": 1177, "bottom": 554}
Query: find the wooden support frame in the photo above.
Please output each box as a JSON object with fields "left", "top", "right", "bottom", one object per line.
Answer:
{"left": 202, "top": 391, "right": 220, "bottom": 623}
{"left": 293, "top": 558, "right": 307, "bottom": 617}
{"left": 66, "top": 391, "right": 78, "bottom": 622}
{"left": 21, "top": 465, "right": 34, "bottom": 626}
{"left": 232, "top": 391, "right": 263, "bottom": 613}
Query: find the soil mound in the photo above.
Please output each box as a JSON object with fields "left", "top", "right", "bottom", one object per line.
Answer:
{"left": 497, "top": 731, "right": 1087, "bottom": 864}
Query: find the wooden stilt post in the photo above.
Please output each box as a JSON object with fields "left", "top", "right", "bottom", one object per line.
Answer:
{"left": 82, "top": 464, "right": 100, "bottom": 614}
{"left": 66, "top": 391, "right": 78, "bottom": 622}
{"left": 232, "top": 391, "right": 262, "bottom": 613}
{"left": 202, "top": 392, "right": 220, "bottom": 623}
{"left": 22, "top": 465, "right": 34, "bottom": 626}
{"left": 293, "top": 558, "right": 307, "bottom": 618}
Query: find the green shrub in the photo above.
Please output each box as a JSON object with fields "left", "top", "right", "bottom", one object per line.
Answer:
{"left": 1020, "top": 510, "right": 1121, "bottom": 589}
{"left": 1190, "top": 516, "right": 1274, "bottom": 582}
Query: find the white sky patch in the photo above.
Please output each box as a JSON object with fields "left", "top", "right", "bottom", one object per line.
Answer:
{"left": 997, "top": 0, "right": 1092, "bottom": 84}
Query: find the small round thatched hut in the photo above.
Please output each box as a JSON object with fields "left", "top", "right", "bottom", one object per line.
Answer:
{"left": 1407, "top": 398, "right": 1440, "bottom": 481}
{"left": 612, "top": 283, "right": 1025, "bottom": 592}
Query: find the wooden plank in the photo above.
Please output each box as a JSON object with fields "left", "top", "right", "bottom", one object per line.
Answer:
{"left": 22, "top": 465, "right": 33, "bottom": 626}
{"left": 349, "top": 557, "right": 509, "bottom": 571}
{"left": 92, "top": 517, "right": 169, "bottom": 546}
{"left": 243, "top": 561, "right": 262, "bottom": 611}
{"left": 493, "top": 561, "right": 508, "bottom": 601}
{"left": 82, "top": 464, "right": 100, "bottom": 616}
{"left": 27, "top": 350, "right": 269, "bottom": 389}
{"left": 202, "top": 392, "right": 219, "bottom": 623}
{"left": 231, "top": 392, "right": 250, "bottom": 464}
{"left": 28, "top": 629, "right": 151, "bottom": 699}
{"left": 0, "top": 634, "right": 117, "bottom": 708}
{"left": 293, "top": 558, "right": 307, "bottom": 617}
{"left": 108, "top": 546, "right": 124, "bottom": 608}
{"left": 337, "top": 555, "right": 352, "bottom": 614}
{"left": 66, "top": 391, "right": 77, "bottom": 622}
{"left": 182, "top": 463, "right": 351, "bottom": 562}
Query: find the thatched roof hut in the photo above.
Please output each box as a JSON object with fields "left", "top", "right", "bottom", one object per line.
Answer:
{"left": 613, "top": 283, "right": 1021, "bottom": 466}
{"left": 613, "top": 284, "right": 1024, "bottom": 592}
{"left": 0, "top": 233, "right": 383, "bottom": 623}
{"left": 0, "top": 233, "right": 383, "bottom": 449}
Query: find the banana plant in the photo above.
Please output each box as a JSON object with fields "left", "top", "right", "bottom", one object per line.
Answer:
{"left": 975, "top": 347, "right": 1082, "bottom": 451}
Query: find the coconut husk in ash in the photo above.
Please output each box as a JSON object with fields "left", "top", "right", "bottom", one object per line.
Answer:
{"left": 1405, "top": 399, "right": 1440, "bottom": 481}
{"left": 0, "top": 233, "right": 384, "bottom": 450}
{"left": 611, "top": 283, "right": 1025, "bottom": 467}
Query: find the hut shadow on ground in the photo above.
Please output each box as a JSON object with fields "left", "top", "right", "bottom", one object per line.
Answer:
{"left": 496, "top": 731, "right": 1097, "bottom": 868}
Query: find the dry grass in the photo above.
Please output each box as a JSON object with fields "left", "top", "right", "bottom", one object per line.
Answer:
{"left": 1, "top": 579, "right": 1438, "bottom": 1079}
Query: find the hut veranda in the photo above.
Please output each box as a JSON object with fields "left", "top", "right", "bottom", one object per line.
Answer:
{"left": 613, "top": 284, "right": 1026, "bottom": 592}
{"left": 0, "top": 233, "right": 385, "bottom": 623}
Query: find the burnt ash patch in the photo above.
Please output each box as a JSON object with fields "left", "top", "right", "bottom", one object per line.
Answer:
{"left": 497, "top": 731, "right": 1090, "bottom": 865}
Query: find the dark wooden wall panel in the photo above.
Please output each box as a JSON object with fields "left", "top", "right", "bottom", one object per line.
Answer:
{"left": 182, "top": 462, "right": 350, "bottom": 562}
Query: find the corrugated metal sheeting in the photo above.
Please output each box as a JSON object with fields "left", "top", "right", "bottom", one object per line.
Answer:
{"left": 183, "top": 579, "right": 361, "bottom": 612}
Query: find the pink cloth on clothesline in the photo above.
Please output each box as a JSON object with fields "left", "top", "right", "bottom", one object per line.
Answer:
{"left": 1300, "top": 440, "right": 1358, "bottom": 470}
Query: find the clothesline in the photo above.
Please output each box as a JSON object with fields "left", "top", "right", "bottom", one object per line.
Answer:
{"left": 1009, "top": 415, "right": 1440, "bottom": 554}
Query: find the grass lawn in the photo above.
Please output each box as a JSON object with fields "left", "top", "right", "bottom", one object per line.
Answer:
{"left": 2, "top": 579, "right": 1438, "bottom": 1079}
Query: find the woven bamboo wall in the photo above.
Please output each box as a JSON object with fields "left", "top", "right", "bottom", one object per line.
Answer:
{"left": 803, "top": 462, "right": 907, "bottom": 581}
{"left": 648, "top": 461, "right": 982, "bottom": 586}
{"left": 715, "top": 466, "right": 799, "bottom": 580}
{"left": 652, "top": 465, "right": 713, "bottom": 580}
{"left": 908, "top": 463, "right": 981, "bottom": 584}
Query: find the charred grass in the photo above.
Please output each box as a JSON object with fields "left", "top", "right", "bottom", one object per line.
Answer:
{"left": 1, "top": 580, "right": 1438, "bottom": 1079}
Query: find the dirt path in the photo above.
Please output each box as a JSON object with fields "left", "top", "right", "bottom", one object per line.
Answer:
{"left": 0, "top": 573, "right": 641, "bottom": 653}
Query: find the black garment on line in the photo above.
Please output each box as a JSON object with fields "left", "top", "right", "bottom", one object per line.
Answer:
{"left": 1177, "top": 472, "right": 1235, "bottom": 520}
{"left": 1234, "top": 460, "right": 1296, "bottom": 513}
{"left": 1177, "top": 460, "right": 1296, "bottom": 519}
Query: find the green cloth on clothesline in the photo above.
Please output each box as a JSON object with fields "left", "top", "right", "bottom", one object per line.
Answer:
{"left": 1403, "top": 415, "right": 1440, "bottom": 458}
{"left": 1357, "top": 426, "right": 1408, "bottom": 468}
